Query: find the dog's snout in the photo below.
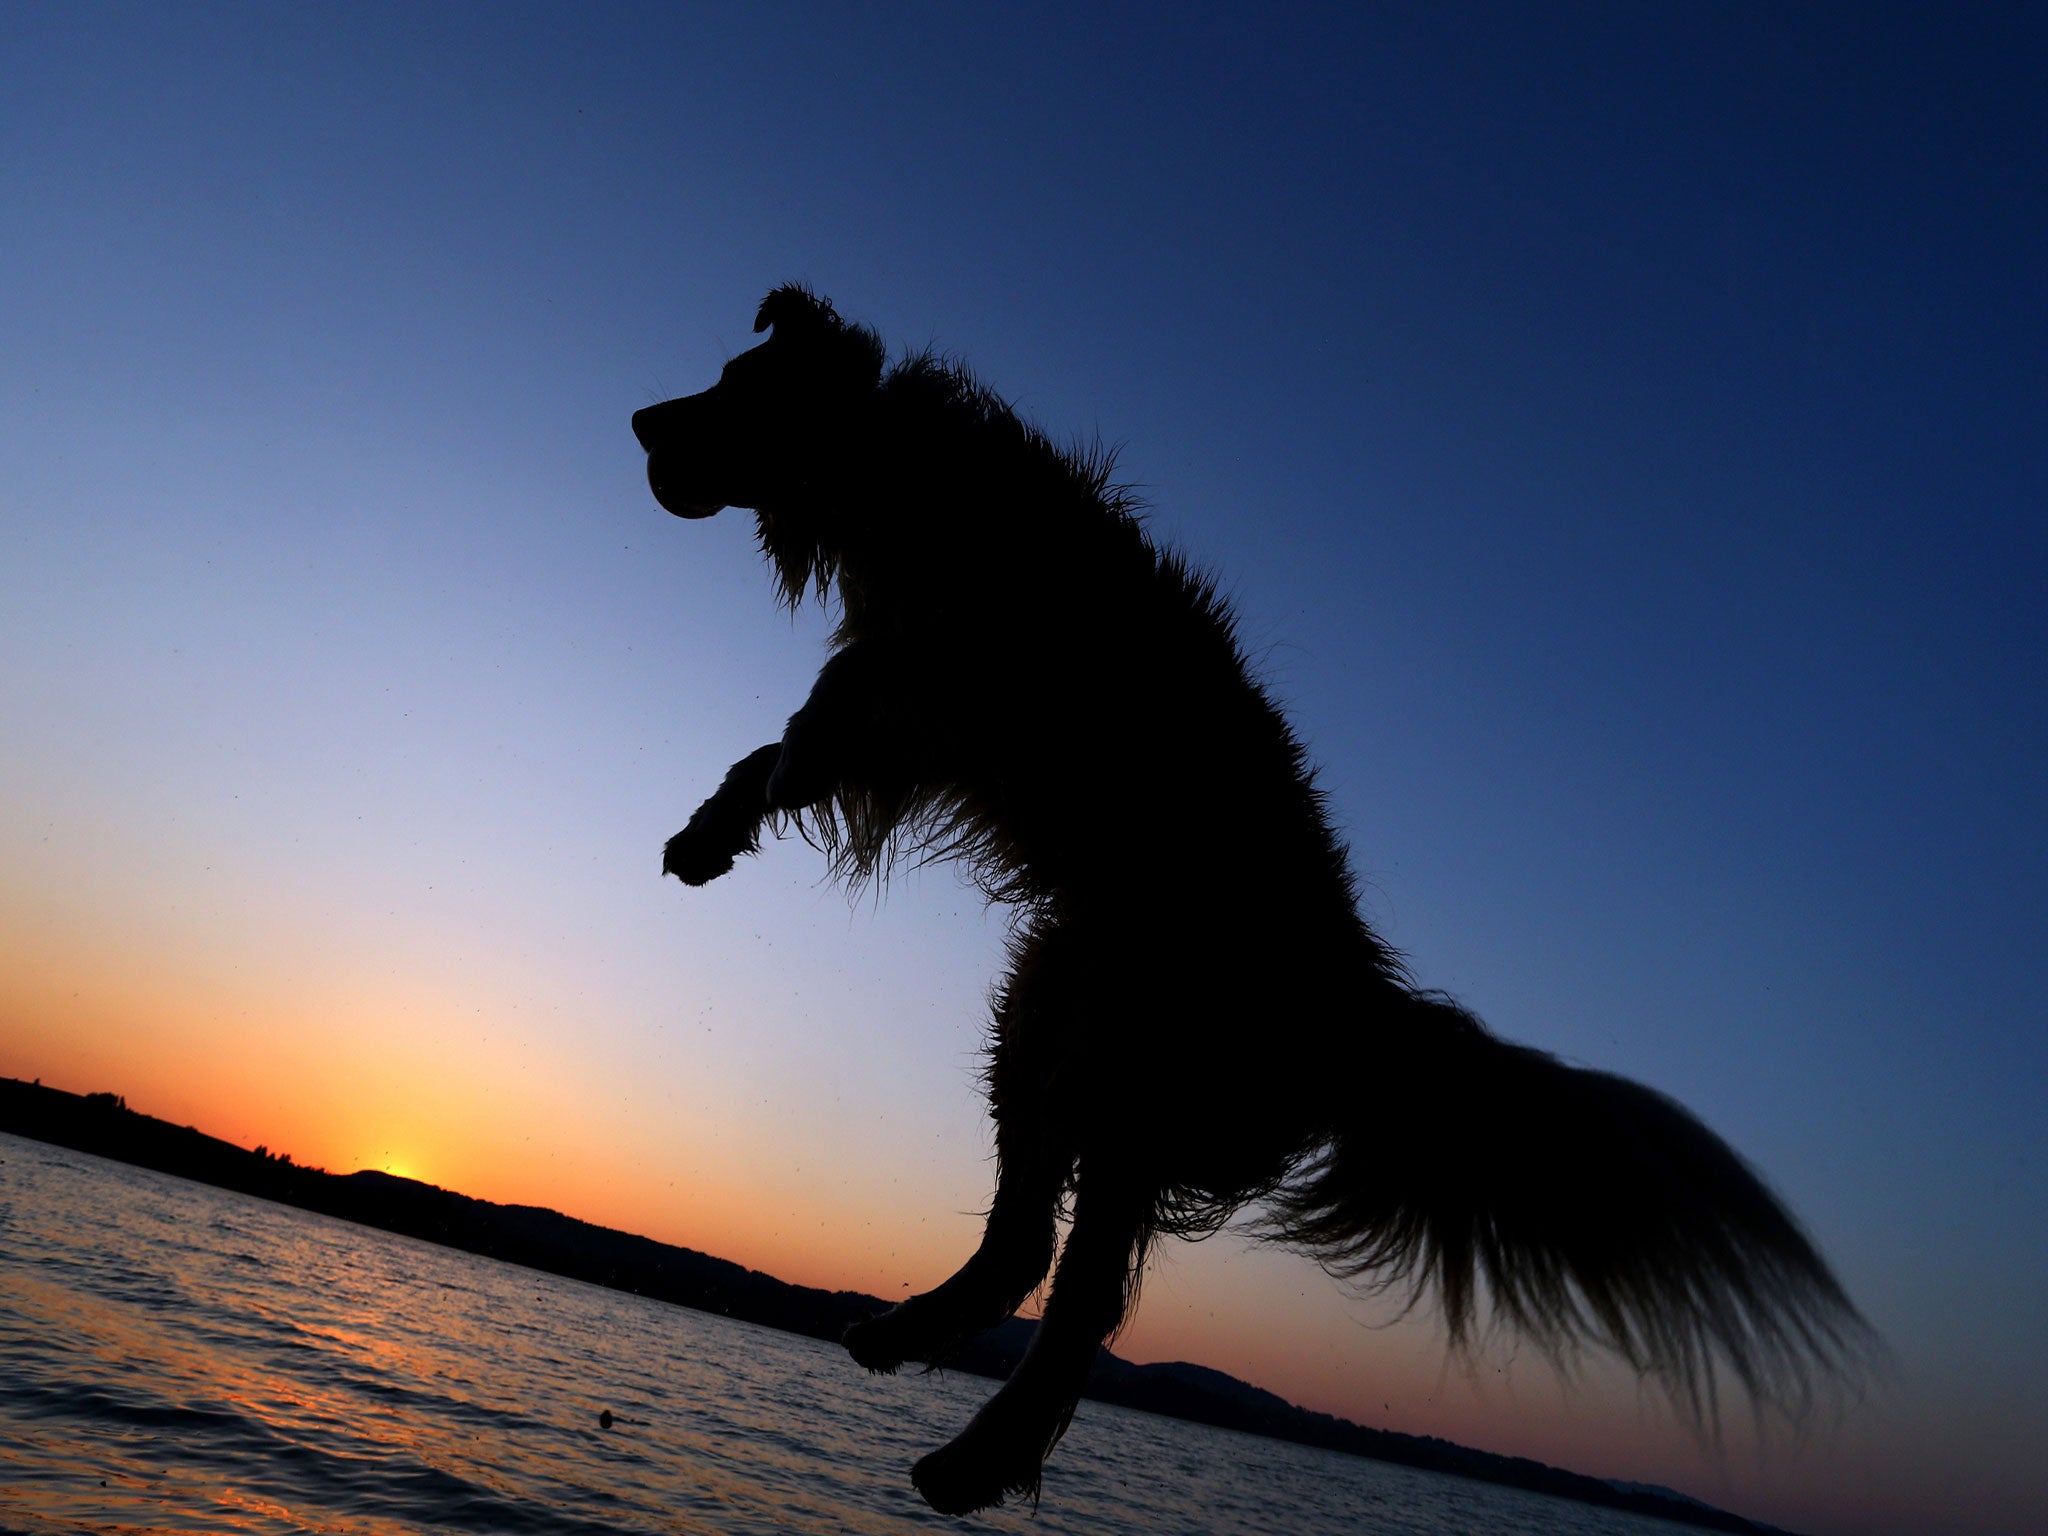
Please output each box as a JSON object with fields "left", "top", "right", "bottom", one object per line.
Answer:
{"left": 633, "top": 390, "right": 728, "bottom": 519}
{"left": 634, "top": 390, "right": 718, "bottom": 454}
{"left": 631, "top": 401, "right": 668, "bottom": 453}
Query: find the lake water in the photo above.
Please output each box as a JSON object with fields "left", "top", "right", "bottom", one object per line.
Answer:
{"left": 0, "top": 1132, "right": 1698, "bottom": 1535}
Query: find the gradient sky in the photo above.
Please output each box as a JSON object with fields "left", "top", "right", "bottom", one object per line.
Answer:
{"left": 2, "top": 6, "right": 2043, "bottom": 1534}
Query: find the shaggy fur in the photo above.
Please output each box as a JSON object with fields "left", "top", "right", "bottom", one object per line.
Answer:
{"left": 631, "top": 287, "right": 1868, "bottom": 1513}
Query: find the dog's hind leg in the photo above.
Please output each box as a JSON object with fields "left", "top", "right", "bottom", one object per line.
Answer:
{"left": 844, "top": 971, "right": 1070, "bottom": 1372}
{"left": 909, "top": 1161, "right": 1151, "bottom": 1514}
{"left": 843, "top": 1114, "right": 1067, "bottom": 1373}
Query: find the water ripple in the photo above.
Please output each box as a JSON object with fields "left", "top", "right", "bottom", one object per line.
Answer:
{"left": 0, "top": 1134, "right": 1695, "bottom": 1536}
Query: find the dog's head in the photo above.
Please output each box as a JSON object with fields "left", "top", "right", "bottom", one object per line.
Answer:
{"left": 631, "top": 286, "right": 885, "bottom": 521}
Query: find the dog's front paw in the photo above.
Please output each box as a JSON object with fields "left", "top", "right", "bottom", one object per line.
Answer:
{"left": 662, "top": 825, "right": 737, "bottom": 886}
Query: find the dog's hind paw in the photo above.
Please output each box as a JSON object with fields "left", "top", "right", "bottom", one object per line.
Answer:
{"left": 908, "top": 1385, "right": 1063, "bottom": 1514}
{"left": 843, "top": 1310, "right": 916, "bottom": 1373}
{"left": 911, "top": 1436, "right": 1041, "bottom": 1516}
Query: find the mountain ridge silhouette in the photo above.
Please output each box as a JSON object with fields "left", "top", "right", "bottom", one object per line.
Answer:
{"left": 0, "top": 1074, "right": 1796, "bottom": 1535}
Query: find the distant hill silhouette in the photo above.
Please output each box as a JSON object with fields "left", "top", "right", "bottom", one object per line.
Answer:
{"left": 0, "top": 1076, "right": 1796, "bottom": 1535}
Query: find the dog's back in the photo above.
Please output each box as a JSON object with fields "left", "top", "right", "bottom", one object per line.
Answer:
{"left": 808, "top": 392, "right": 1387, "bottom": 1180}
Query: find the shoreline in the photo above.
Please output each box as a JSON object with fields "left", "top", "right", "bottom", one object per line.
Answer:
{"left": 0, "top": 1074, "right": 1794, "bottom": 1536}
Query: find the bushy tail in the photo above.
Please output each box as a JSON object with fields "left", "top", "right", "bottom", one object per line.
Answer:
{"left": 1267, "top": 992, "right": 1871, "bottom": 1424}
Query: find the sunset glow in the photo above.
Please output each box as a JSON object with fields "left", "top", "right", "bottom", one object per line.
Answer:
{"left": 2, "top": 8, "right": 2043, "bottom": 1536}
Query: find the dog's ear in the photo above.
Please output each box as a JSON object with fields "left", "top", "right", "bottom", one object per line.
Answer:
{"left": 752, "top": 286, "right": 887, "bottom": 386}
{"left": 755, "top": 284, "right": 832, "bottom": 336}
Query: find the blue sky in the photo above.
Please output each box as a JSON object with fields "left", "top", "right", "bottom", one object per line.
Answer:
{"left": 2, "top": 6, "right": 2043, "bottom": 1534}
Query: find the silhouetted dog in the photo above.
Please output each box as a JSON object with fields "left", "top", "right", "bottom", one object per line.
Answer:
{"left": 632, "top": 288, "right": 1867, "bottom": 1514}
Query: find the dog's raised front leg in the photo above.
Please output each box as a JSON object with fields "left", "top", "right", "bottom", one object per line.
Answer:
{"left": 662, "top": 742, "right": 782, "bottom": 885}
{"left": 764, "top": 640, "right": 915, "bottom": 811}
{"left": 909, "top": 1164, "right": 1151, "bottom": 1514}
